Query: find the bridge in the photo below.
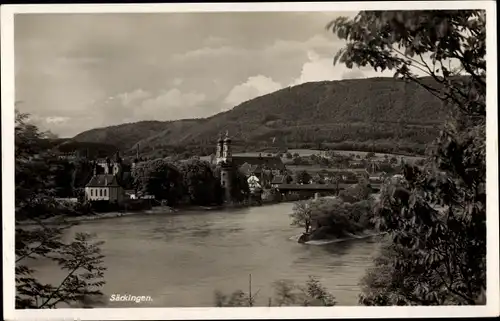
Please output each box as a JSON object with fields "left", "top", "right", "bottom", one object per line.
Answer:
{"left": 274, "top": 183, "right": 382, "bottom": 194}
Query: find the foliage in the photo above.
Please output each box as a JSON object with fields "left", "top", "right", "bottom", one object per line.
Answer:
{"left": 339, "top": 183, "right": 373, "bottom": 203}
{"left": 328, "top": 10, "right": 486, "bottom": 305}
{"left": 15, "top": 110, "right": 106, "bottom": 308}
{"left": 290, "top": 201, "right": 313, "bottom": 231}
{"left": 16, "top": 231, "right": 106, "bottom": 308}
{"left": 230, "top": 169, "right": 251, "bottom": 203}
{"left": 214, "top": 290, "right": 249, "bottom": 307}
{"left": 178, "top": 159, "right": 223, "bottom": 205}
{"left": 214, "top": 276, "right": 336, "bottom": 307}
{"left": 291, "top": 198, "right": 374, "bottom": 238}
{"left": 295, "top": 170, "right": 312, "bottom": 184}
{"left": 131, "top": 158, "right": 184, "bottom": 205}
{"left": 365, "top": 152, "right": 376, "bottom": 159}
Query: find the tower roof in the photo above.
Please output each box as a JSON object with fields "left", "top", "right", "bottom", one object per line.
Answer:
{"left": 223, "top": 130, "right": 231, "bottom": 142}
{"left": 86, "top": 174, "right": 121, "bottom": 187}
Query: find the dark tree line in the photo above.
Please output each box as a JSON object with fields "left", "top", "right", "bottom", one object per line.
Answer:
{"left": 329, "top": 10, "right": 486, "bottom": 305}
{"left": 131, "top": 158, "right": 249, "bottom": 206}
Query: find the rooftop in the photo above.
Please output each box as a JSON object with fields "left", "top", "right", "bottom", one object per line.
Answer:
{"left": 276, "top": 183, "right": 352, "bottom": 191}
{"left": 233, "top": 155, "right": 285, "bottom": 170}
{"left": 86, "top": 174, "right": 121, "bottom": 187}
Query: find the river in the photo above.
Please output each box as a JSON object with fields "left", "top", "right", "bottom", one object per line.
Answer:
{"left": 27, "top": 202, "right": 381, "bottom": 307}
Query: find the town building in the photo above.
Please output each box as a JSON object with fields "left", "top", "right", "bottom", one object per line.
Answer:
{"left": 85, "top": 174, "right": 125, "bottom": 203}
{"left": 271, "top": 174, "right": 292, "bottom": 188}
{"left": 85, "top": 152, "right": 125, "bottom": 203}
{"left": 215, "top": 132, "right": 286, "bottom": 202}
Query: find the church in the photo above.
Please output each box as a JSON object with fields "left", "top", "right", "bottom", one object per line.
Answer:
{"left": 214, "top": 132, "right": 286, "bottom": 202}
{"left": 84, "top": 152, "right": 126, "bottom": 204}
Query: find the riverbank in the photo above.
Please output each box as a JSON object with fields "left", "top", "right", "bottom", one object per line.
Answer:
{"left": 16, "top": 199, "right": 288, "bottom": 226}
{"left": 291, "top": 230, "right": 385, "bottom": 245}
{"left": 16, "top": 206, "right": 178, "bottom": 226}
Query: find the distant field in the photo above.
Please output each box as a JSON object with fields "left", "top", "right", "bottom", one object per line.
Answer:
{"left": 199, "top": 149, "right": 425, "bottom": 165}
{"left": 287, "top": 149, "right": 424, "bottom": 163}
{"left": 286, "top": 165, "right": 367, "bottom": 174}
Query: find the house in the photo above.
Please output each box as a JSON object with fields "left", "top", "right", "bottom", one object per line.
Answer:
{"left": 247, "top": 175, "right": 263, "bottom": 194}
{"left": 85, "top": 174, "right": 125, "bottom": 203}
{"left": 214, "top": 132, "right": 287, "bottom": 202}
{"left": 271, "top": 174, "right": 292, "bottom": 188}
{"left": 369, "top": 171, "right": 387, "bottom": 183}
{"left": 237, "top": 158, "right": 285, "bottom": 187}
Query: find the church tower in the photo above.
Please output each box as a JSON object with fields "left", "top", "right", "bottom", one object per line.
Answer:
{"left": 218, "top": 131, "right": 233, "bottom": 203}
{"left": 112, "top": 151, "right": 122, "bottom": 176}
{"left": 222, "top": 131, "right": 232, "bottom": 163}
{"left": 216, "top": 134, "right": 224, "bottom": 164}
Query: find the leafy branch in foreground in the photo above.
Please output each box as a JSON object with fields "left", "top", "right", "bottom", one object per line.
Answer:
{"left": 15, "top": 109, "right": 107, "bottom": 309}
{"left": 328, "top": 10, "right": 486, "bottom": 305}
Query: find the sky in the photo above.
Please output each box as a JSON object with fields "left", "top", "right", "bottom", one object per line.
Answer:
{"left": 14, "top": 11, "right": 402, "bottom": 138}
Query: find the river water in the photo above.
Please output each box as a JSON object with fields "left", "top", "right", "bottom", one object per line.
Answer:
{"left": 28, "top": 202, "right": 381, "bottom": 307}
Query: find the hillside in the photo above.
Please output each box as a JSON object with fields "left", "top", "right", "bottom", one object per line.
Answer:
{"left": 71, "top": 77, "right": 450, "bottom": 157}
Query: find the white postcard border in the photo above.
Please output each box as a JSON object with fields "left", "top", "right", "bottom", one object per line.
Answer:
{"left": 2, "top": 1, "right": 498, "bottom": 320}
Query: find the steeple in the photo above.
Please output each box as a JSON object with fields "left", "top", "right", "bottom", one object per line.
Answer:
{"left": 223, "top": 130, "right": 231, "bottom": 143}
{"left": 216, "top": 132, "right": 224, "bottom": 164}
{"left": 222, "top": 130, "right": 232, "bottom": 162}
{"left": 115, "top": 150, "right": 122, "bottom": 163}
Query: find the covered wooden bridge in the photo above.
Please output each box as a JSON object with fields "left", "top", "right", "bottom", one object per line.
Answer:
{"left": 274, "top": 182, "right": 382, "bottom": 196}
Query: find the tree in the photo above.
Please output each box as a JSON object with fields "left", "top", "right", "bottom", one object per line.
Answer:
{"left": 291, "top": 201, "right": 313, "bottom": 233}
{"left": 214, "top": 276, "right": 336, "bottom": 307}
{"left": 296, "top": 170, "right": 312, "bottom": 184}
{"left": 339, "top": 183, "right": 372, "bottom": 203}
{"left": 15, "top": 110, "right": 106, "bottom": 308}
{"left": 291, "top": 198, "right": 374, "bottom": 239}
{"left": 178, "top": 159, "right": 222, "bottom": 205}
{"left": 365, "top": 152, "right": 376, "bottom": 159}
{"left": 328, "top": 10, "right": 486, "bottom": 305}
{"left": 230, "top": 169, "right": 251, "bottom": 203}
{"left": 132, "top": 158, "right": 183, "bottom": 205}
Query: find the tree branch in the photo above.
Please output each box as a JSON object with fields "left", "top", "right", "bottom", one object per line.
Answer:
{"left": 38, "top": 260, "right": 83, "bottom": 308}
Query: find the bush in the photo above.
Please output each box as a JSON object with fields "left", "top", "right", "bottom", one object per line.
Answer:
{"left": 214, "top": 276, "right": 336, "bottom": 307}
{"left": 339, "top": 183, "right": 372, "bottom": 203}
{"left": 290, "top": 198, "right": 374, "bottom": 239}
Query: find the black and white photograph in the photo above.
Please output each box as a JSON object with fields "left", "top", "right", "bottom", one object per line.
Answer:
{"left": 2, "top": 2, "right": 498, "bottom": 320}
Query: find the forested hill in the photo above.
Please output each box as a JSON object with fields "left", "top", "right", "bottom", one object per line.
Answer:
{"left": 71, "top": 77, "right": 450, "bottom": 157}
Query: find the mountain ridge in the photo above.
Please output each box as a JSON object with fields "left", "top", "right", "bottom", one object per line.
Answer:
{"left": 70, "top": 77, "right": 450, "bottom": 157}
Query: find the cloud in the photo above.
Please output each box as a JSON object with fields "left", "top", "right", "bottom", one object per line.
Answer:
{"left": 172, "top": 78, "right": 184, "bottom": 86}
{"left": 224, "top": 75, "right": 283, "bottom": 108}
{"left": 137, "top": 88, "right": 207, "bottom": 120}
{"left": 290, "top": 49, "right": 401, "bottom": 86}
{"left": 203, "top": 36, "right": 228, "bottom": 47}
{"left": 116, "top": 89, "right": 151, "bottom": 106}
{"left": 341, "top": 70, "right": 366, "bottom": 80}
{"left": 263, "top": 34, "right": 337, "bottom": 59}
{"left": 21, "top": 11, "right": 446, "bottom": 137}
{"left": 171, "top": 46, "right": 245, "bottom": 62}
{"left": 45, "top": 116, "right": 70, "bottom": 124}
